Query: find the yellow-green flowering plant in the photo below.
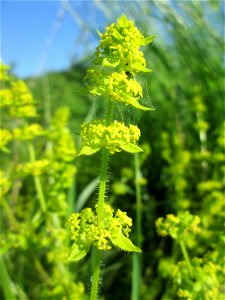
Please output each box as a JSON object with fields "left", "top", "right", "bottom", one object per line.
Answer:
{"left": 0, "top": 62, "right": 87, "bottom": 299}
{"left": 156, "top": 211, "right": 201, "bottom": 276}
{"left": 156, "top": 212, "right": 224, "bottom": 299}
{"left": 66, "top": 14, "right": 155, "bottom": 299}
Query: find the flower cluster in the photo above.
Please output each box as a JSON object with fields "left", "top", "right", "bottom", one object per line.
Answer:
{"left": 1, "top": 80, "right": 37, "bottom": 118}
{"left": 0, "top": 89, "right": 12, "bottom": 107}
{"left": 66, "top": 204, "right": 141, "bottom": 261}
{"left": 0, "top": 129, "right": 12, "bottom": 152}
{"left": 17, "top": 160, "right": 51, "bottom": 177}
{"left": 0, "top": 170, "right": 11, "bottom": 197}
{"left": 85, "top": 69, "right": 151, "bottom": 110}
{"left": 79, "top": 120, "right": 142, "bottom": 155}
{"left": 0, "top": 64, "right": 77, "bottom": 216}
{"left": 85, "top": 14, "right": 155, "bottom": 110}
{"left": 94, "top": 15, "right": 155, "bottom": 73}
{"left": 13, "top": 124, "right": 45, "bottom": 140}
{"left": 172, "top": 257, "right": 222, "bottom": 300}
{"left": 0, "top": 63, "right": 10, "bottom": 81}
{"left": 155, "top": 211, "right": 201, "bottom": 242}
{"left": 47, "top": 128, "right": 76, "bottom": 162}
{"left": 47, "top": 107, "right": 77, "bottom": 162}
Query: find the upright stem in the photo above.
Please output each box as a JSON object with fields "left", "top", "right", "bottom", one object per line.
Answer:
{"left": 27, "top": 142, "right": 47, "bottom": 213}
{"left": 90, "top": 100, "right": 113, "bottom": 300}
{"left": 90, "top": 248, "right": 102, "bottom": 300}
{"left": 0, "top": 256, "right": 16, "bottom": 300}
{"left": 97, "top": 148, "right": 109, "bottom": 226}
{"left": 180, "top": 240, "right": 192, "bottom": 276}
{"left": 132, "top": 153, "right": 142, "bottom": 300}
{"left": 134, "top": 153, "right": 142, "bottom": 247}
{"left": 1, "top": 198, "right": 19, "bottom": 230}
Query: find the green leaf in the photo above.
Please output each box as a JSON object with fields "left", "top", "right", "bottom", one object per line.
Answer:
{"left": 111, "top": 234, "right": 141, "bottom": 252}
{"left": 67, "top": 243, "right": 91, "bottom": 262}
{"left": 0, "top": 256, "right": 17, "bottom": 300}
{"left": 136, "top": 65, "right": 152, "bottom": 73}
{"left": 96, "top": 29, "right": 102, "bottom": 37}
{"left": 78, "top": 146, "right": 100, "bottom": 156}
{"left": 102, "top": 58, "right": 119, "bottom": 67}
{"left": 125, "top": 96, "right": 155, "bottom": 111}
{"left": 127, "top": 99, "right": 154, "bottom": 111}
{"left": 120, "top": 143, "right": 143, "bottom": 153}
{"left": 140, "top": 35, "right": 157, "bottom": 46}
{"left": 1, "top": 146, "right": 11, "bottom": 154}
{"left": 112, "top": 29, "right": 124, "bottom": 41}
{"left": 118, "top": 14, "right": 129, "bottom": 28}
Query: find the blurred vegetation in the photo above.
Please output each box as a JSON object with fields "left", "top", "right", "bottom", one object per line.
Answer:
{"left": 1, "top": 1, "right": 224, "bottom": 299}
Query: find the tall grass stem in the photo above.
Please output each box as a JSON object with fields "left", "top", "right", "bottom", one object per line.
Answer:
{"left": 132, "top": 153, "right": 142, "bottom": 300}
{"left": 90, "top": 248, "right": 101, "bottom": 300}
{"left": 27, "top": 142, "right": 47, "bottom": 213}
{"left": 180, "top": 240, "right": 192, "bottom": 276}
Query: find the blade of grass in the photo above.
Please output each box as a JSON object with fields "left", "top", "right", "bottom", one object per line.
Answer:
{"left": 75, "top": 177, "right": 100, "bottom": 212}
{"left": 132, "top": 153, "right": 143, "bottom": 300}
{"left": 0, "top": 256, "right": 17, "bottom": 300}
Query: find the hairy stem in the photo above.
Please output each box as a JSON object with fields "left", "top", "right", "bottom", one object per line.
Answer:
{"left": 97, "top": 148, "right": 109, "bottom": 226}
{"left": 90, "top": 248, "right": 101, "bottom": 300}
{"left": 90, "top": 100, "right": 113, "bottom": 300}
{"left": 132, "top": 153, "right": 142, "bottom": 300}
{"left": 27, "top": 142, "right": 47, "bottom": 213}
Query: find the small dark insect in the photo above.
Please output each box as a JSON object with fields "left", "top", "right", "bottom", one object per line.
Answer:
{"left": 125, "top": 71, "right": 133, "bottom": 78}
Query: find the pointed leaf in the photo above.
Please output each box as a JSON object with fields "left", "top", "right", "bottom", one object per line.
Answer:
{"left": 78, "top": 146, "right": 100, "bottom": 156}
{"left": 67, "top": 243, "right": 91, "bottom": 262}
{"left": 140, "top": 35, "right": 157, "bottom": 46}
{"left": 136, "top": 65, "right": 152, "bottom": 73}
{"left": 118, "top": 14, "right": 129, "bottom": 28}
{"left": 111, "top": 234, "right": 141, "bottom": 252}
{"left": 1, "top": 147, "right": 11, "bottom": 154}
{"left": 126, "top": 99, "right": 154, "bottom": 111}
{"left": 102, "top": 58, "right": 119, "bottom": 67}
{"left": 112, "top": 29, "right": 124, "bottom": 41}
{"left": 120, "top": 143, "right": 143, "bottom": 153}
{"left": 125, "top": 96, "right": 155, "bottom": 111}
{"left": 0, "top": 257, "right": 17, "bottom": 300}
{"left": 96, "top": 29, "right": 102, "bottom": 37}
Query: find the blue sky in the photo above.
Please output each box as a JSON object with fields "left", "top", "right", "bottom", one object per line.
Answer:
{"left": 1, "top": 0, "right": 105, "bottom": 78}
{"left": 2, "top": 1, "right": 222, "bottom": 79}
